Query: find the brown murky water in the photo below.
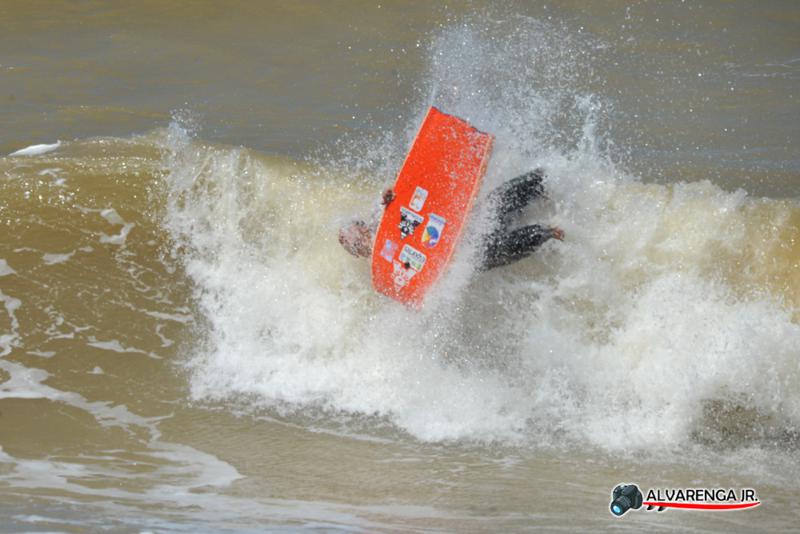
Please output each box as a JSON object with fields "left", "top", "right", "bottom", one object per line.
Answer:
{"left": 1, "top": 2, "right": 799, "bottom": 532}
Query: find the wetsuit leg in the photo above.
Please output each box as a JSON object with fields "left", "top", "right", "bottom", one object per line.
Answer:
{"left": 482, "top": 224, "right": 553, "bottom": 270}
{"left": 487, "top": 168, "right": 546, "bottom": 227}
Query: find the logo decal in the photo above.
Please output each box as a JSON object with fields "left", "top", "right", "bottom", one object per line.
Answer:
{"left": 392, "top": 260, "right": 417, "bottom": 289}
{"left": 422, "top": 213, "right": 446, "bottom": 248}
{"left": 399, "top": 244, "right": 426, "bottom": 272}
{"left": 380, "top": 239, "right": 398, "bottom": 262}
{"left": 409, "top": 186, "right": 428, "bottom": 212}
{"left": 609, "top": 482, "right": 761, "bottom": 518}
{"left": 399, "top": 207, "right": 423, "bottom": 239}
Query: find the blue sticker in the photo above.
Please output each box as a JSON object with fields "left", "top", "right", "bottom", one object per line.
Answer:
{"left": 422, "top": 213, "right": 446, "bottom": 248}
{"left": 380, "top": 239, "right": 398, "bottom": 262}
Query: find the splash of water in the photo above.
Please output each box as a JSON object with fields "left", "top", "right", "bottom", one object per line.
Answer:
{"left": 160, "top": 15, "right": 800, "bottom": 457}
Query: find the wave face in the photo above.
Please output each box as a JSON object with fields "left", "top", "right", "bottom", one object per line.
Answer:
{"left": 159, "top": 15, "right": 800, "bottom": 455}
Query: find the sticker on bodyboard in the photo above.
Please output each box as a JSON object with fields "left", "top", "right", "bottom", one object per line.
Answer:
{"left": 380, "top": 239, "right": 399, "bottom": 262}
{"left": 399, "top": 207, "right": 423, "bottom": 239}
{"left": 392, "top": 260, "right": 417, "bottom": 289}
{"left": 409, "top": 186, "right": 429, "bottom": 212}
{"left": 422, "top": 214, "right": 446, "bottom": 248}
{"left": 398, "top": 244, "right": 426, "bottom": 272}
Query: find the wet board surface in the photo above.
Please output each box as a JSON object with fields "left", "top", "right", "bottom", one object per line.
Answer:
{"left": 371, "top": 107, "right": 494, "bottom": 308}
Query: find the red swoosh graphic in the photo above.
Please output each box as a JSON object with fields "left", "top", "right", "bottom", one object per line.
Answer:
{"left": 643, "top": 501, "right": 761, "bottom": 510}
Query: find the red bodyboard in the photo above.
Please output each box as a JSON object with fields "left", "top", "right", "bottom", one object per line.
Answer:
{"left": 371, "top": 107, "right": 494, "bottom": 307}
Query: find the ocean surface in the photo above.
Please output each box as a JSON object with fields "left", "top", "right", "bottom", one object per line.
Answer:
{"left": 1, "top": 1, "right": 799, "bottom": 532}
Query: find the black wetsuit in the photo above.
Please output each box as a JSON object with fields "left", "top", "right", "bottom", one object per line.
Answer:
{"left": 481, "top": 169, "right": 557, "bottom": 270}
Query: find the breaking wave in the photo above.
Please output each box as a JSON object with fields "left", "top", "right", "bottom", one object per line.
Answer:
{"left": 159, "top": 14, "right": 800, "bottom": 458}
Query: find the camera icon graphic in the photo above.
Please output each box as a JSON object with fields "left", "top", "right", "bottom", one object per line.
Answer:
{"left": 610, "top": 484, "right": 643, "bottom": 517}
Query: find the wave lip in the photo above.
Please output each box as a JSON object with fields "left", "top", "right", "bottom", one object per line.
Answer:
{"left": 9, "top": 141, "right": 61, "bottom": 157}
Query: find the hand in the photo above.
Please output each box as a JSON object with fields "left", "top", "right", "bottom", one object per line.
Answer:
{"left": 549, "top": 226, "right": 565, "bottom": 241}
{"left": 382, "top": 188, "right": 396, "bottom": 207}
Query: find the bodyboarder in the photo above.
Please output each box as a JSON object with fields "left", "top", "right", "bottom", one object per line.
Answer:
{"left": 338, "top": 168, "right": 564, "bottom": 270}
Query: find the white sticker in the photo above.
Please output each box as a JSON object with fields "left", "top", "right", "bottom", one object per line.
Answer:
{"left": 422, "top": 213, "right": 446, "bottom": 248}
{"left": 392, "top": 260, "right": 417, "bottom": 289}
{"left": 399, "top": 207, "right": 424, "bottom": 239}
{"left": 409, "top": 186, "right": 428, "bottom": 212}
{"left": 399, "top": 244, "right": 426, "bottom": 272}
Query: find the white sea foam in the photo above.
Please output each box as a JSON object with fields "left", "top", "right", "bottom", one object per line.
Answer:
{"left": 38, "top": 167, "right": 62, "bottom": 177}
{"left": 154, "top": 324, "right": 174, "bottom": 348}
{"left": 38, "top": 167, "right": 66, "bottom": 186}
{"left": 159, "top": 16, "right": 800, "bottom": 460}
{"left": 100, "top": 223, "right": 134, "bottom": 246}
{"left": 42, "top": 251, "right": 74, "bottom": 265}
{"left": 162, "top": 124, "right": 795, "bottom": 451}
{"left": 88, "top": 339, "right": 142, "bottom": 353}
{"left": 0, "top": 289, "right": 22, "bottom": 358}
{"left": 100, "top": 208, "right": 126, "bottom": 226}
{"left": 0, "top": 259, "right": 16, "bottom": 277}
{"left": 26, "top": 350, "right": 56, "bottom": 358}
{"left": 143, "top": 310, "right": 193, "bottom": 324}
{"left": 88, "top": 338, "right": 160, "bottom": 359}
{"left": 9, "top": 141, "right": 61, "bottom": 157}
